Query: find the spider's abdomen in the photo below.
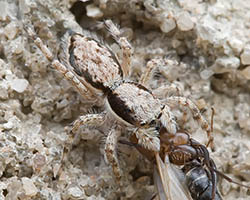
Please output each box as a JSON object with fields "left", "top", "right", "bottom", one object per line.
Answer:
{"left": 67, "top": 34, "right": 123, "bottom": 92}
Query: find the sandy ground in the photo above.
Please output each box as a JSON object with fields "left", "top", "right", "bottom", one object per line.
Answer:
{"left": 0, "top": 0, "right": 250, "bottom": 199}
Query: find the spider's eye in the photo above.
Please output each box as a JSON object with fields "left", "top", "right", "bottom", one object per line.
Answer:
{"left": 149, "top": 120, "right": 156, "bottom": 125}
{"left": 140, "top": 122, "right": 146, "bottom": 126}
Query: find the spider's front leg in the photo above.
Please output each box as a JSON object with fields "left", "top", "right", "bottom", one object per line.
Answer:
{"left": 139, "top": 58, "right": 161, "bottom": 86}
{"left": 25, "top": 26, "right": 95, "bottom": 100}
{"left": 140, "top": 58, "right": 183, "bottom": 96}
{"left": 152, "top": 83, "right": 183, "bottom": 99}
{"left": 166, "top": 96, "right": 214, "bottom": 149}
{"left": 104, "top": 20, "right": 132, "bottom": 77}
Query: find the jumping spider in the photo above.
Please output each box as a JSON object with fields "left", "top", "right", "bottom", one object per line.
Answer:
{"left": 26, "top": 20, "right": 213, "bottom": 183}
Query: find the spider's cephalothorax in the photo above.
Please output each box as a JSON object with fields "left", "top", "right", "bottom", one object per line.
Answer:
{"left": 26, "top": 20, "right": 212, "bottom": 182}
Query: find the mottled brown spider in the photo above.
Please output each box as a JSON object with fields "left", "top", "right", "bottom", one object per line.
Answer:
{"left": 25, "top": 20, "right": 213, "bottom": 183}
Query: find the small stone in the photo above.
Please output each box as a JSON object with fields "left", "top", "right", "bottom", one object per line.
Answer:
{"left": 99, "top": 0, "right": 108, "bottom": 9}
{"left": 196, "top": 98, "right": 207, "bottom": 110}
{"left": 0, "top": 81, "right": 9, "bottom": 99}
{"left": 86, "top": 4, "right": 103, "bottom": 18}
{"left": 121, "top": 27, "right": 133, "bottom": 41}
{"left": 33, "top": 154, "right": 46, "bottom": 172}
{"left": 3, "top": 121, "right": 14, "bottom": 130}
{"left": 171, "top": 39, "right": 181, "bottom": 48}
{"left": 176, "top": 12, "right": 194, "bottom": 31}
{"left": 6, "top": 179, "right": 23, "bottom": 200}
{"left": 196, "top": 20, "right": 216, "bottom": 43}
{"left": 22, "top": 177, "right": 38, "bottom": 196}
{"left": 18, "top": 0, "right": 31, "bottom": 14}
{"left": 56, "top": 98, "right": 69, "bottom": 109}
{"left": 10, "top": 78, "right": 29, "bottom": 93}
{"left": 217, "top": 57, "right": 240, "bottom": 69}
{"left": 79, "top": 175, "right": 90, "bottom": 187}
{"left": 200, "top": 68, "right": 214, "bottom": 80}
{"left": 10, "top": 37, "right": 24, "bottom": 54}
{"left": 212, "top": 56, "right": 240, "bottom": 73}
{"left": 125, "top": 185, "right": 136, "bottom": 198}
{"left": 239, "top": 66, "right": 250, "bottom": 80}
{"left": 220, "top": 179, "right": 231, "bottom": 196}
{"left": 160, "top": 18, "right": 176, "bottom": 33}
{"left": 0, "top": 2, "right": 8, "bottom": 21}
{"left": 228, "top": 38, "right": 244, "bottom": 55}
{"left": 240, "top": 47, "right": 250, "bottom": 65}
{"left": 68, "top": 186, "right": 84, "bottom": 198}
{"left": 4, "top": 21, "right": 18, "bottom": 40}
{"left": 232, "top": 156, "right": 250, "bottom": 181}
{"left": 238, "top": 118, "right": 250, "bottom": 131}
{"left": 0, "top": 58, "right": 5, "bottom": 69}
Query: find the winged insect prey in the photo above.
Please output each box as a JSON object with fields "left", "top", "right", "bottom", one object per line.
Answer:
{"left": 154, "top": 152, "right": 193, "bottom": 200}
{"left": 128, "top": 126, "right": 250, "bottom": 200}
{"left": 129, "top": 134, "right": 192, "bottom": 200}
{"left": 160, "top": 129, "right": 218, "bottom": 200}
{"left": 159, "top": 128, "right": 250, "bottom": 200}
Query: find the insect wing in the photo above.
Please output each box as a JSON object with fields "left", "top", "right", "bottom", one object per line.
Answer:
{"left": 154, "top": 152, "right": 192, "bottom": 200}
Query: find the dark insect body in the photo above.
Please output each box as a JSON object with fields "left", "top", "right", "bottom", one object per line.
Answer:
{"left": 129, "top": 128, "right": 250, "bottom": 200}
{"left": 182, "top": 159, "right": 222, "bottom": 200}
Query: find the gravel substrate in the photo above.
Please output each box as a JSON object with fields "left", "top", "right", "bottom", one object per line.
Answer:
{"left": 0, "top": 0, "right": 249, "bottom": 199}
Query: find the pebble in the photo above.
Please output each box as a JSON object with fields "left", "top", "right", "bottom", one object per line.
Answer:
{"left": 33, "top": 153, "right": 46, "bottom": 171}
{"left": 18, "top": 0, "right": 31, "bottom": 14}
{"left": 125, "top": 185, "right": 136, "bottom": 198}
{"left": 217, "top": 56, "right": 240, "bottom": 69}
{"left": 196, "top": 20, "right": 216, "bottom": 43}
{"left": 196, "top": 98, "right": 207, "bottom": 110}
{"left": 200, "top": 68, "right": 214, "bottom": 80}
{"left": 22, "top": 177, "right": 38, "bottom": 196}
{"left": 238, "top": 118, "right": 250, "bottom": 131}
{"left": 4, "top": 21, "right": 18, "bottom": 40}
{"left": 240, "top": 46, "right": 250, "bottom": 65}
{"left": 171, "top": 39, "right": 181, "bottom": 48}
{"left": 68, "top": 186, "right": 85, "bottom": 198}
{"left": 86, "top": 4, "right": 103, "bottom": 18}
{"left": 239, "top": 66, "right": 250, "bottom": 80}
{"left": 3, "top": 121, "right": 14, "bottom": 130}
{"left": 10, "top": 37, "right": 24, "bottom": 54}
{"left": 0, "top": 1, "right": 7, "bottom": 21}
{"left": 212, "top": 56, "right": 240, "bottom": 73}
{"left": 160, "top": 17, "right": 176, "bottom": 33}
{"left": 10, "top": 78, "right": 29, "bottom": 93}
{"left": 228, "top": 38, "right": 244, "bottom": 55}
{"left": 176, "top": 11, "right": 194, "bottom": 31}
{"left": 0, "top": 81, "right": 9, "bottom": 99}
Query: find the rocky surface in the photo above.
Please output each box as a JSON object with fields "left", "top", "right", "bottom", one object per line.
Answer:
{"left": 0, "top": 0, "right": 249, "bottom": 199}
